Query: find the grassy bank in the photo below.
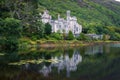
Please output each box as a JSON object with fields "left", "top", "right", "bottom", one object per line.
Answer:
{"left": 19, "top": 37, "right": 120, "bottom": 49}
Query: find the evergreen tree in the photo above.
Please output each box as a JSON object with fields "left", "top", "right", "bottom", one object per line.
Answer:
{"left": 67, "top": 31, "right": 74, "bottom": 40}
{"left": 45, "top": 23, "right": 52, "bottom": 35}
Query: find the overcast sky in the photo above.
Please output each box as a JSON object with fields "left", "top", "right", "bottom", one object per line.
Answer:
{"left": 115, "top": 0, "right": 120, "bottom": 2}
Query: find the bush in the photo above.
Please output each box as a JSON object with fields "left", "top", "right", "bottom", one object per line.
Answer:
{"left": 77, "top": 33, "right": 91, "bottom": 41}
{"left": 50, "top": 33, "right": 62, "bottom": 40}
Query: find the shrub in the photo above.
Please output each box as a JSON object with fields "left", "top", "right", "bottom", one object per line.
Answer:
{"left": 77, "top": 33, "right": 91, "bottom": 41}
{"left": 50, "top": 33, "right": 62, "bottom": 40}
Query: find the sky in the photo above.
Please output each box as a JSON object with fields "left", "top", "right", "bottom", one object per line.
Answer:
{"left": 115, "top": 0, "right": 120, "bottom": 2}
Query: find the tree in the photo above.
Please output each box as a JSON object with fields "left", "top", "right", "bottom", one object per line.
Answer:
{"left": 67, "top": 31, "right": 74, "bottom": 40}
{"left": 77, "top": 33, "right": 90, "bottom": 41}
{"left": 35, "top": 20, "right": 45, "bottom": 38}
{"left": 0, "top": 18, "right": 21, "bottom": 50}
{"left": 0, "top": 18, "right": 4, "bottom": 35}
{"left": 62, "top": 29, "right": 67, "bottom": 40}
{"left": 45, "top": 23, "right": 52, "bottom": 35}
{"left": 2, "top": 18, "right": 21, "bottom": 37}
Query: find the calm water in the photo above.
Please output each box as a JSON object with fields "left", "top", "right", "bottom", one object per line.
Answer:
{"left": 0, "top": 43, "right": 120, "bottom": 80}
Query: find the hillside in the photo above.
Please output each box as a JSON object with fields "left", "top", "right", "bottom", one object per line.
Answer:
{"left": 38, "top": 0, "right": 120, "bottom": 39}
{"left": 38, "top": 0, "right": 120, "bottom": 26}
{"left": 0, "top": 0, "right": 120, "bottom": 41}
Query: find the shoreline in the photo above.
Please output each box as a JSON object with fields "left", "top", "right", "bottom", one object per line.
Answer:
{"left": 19, "top": 39, "right": 120, "bottom": 48}
{"left": 38, "top": 41, "right": 120, "bottom": 48}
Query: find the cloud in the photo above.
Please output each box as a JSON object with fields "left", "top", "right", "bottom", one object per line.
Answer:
{"left": 115, "top": 0, "right": 120, "bottom": 2}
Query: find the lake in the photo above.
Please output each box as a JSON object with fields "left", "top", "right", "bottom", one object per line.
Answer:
{"left": 0, "top": 43, "right": 120, "bottom": 80}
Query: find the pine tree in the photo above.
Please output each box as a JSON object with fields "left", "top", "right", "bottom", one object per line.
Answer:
{"left": 67, "top": 31, "right": 74, "bottom": 40}
{"left": 45, "top": 23, "right": 52, "bottom": 35}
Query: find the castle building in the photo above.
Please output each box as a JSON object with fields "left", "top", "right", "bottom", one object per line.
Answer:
{"left": 41, "top": 10, "right": 82, "bottom": 36}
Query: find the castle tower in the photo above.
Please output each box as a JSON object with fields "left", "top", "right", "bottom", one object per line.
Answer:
{"left": 67, "top": 10, "right": 70, "bottom": 20}
{"left": 41, "top": 10, "right": 51, "bottom": 24}
{"left": 58, "top": 14, "right": 60, "bottom": 20}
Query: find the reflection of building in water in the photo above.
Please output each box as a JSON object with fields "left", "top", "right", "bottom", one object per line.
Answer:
{"left": 39, "top": 50, "right": 82, "bottom": 77}
{"left": 104, "top": 44, "right": 110, "bottom": 54}
{"left": 39, "top": 65, "right": 52, "bottom": 77}
{"left": 85, "top": 45, "right": 103, "bottom": 55}
{"left": 111, "top": 44, "right": 120, "bottom": 47}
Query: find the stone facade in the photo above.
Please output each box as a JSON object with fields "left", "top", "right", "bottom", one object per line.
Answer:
{"left": 86, "top": 34, "right": 103, "bottom": 40}
{"left": 41, "top": 10, "right": 82, "bottom": 36}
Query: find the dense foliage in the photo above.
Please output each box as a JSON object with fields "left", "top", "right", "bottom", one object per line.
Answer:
{"left": 77, "top": 33, "right": 90, "bottom": 41}
{"left": 0, "top": 18, "right": 21, "bottom": 49}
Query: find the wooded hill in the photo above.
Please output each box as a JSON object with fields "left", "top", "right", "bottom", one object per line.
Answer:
{"left": 0, "top": 0, "right": 120, "bottom": 41}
